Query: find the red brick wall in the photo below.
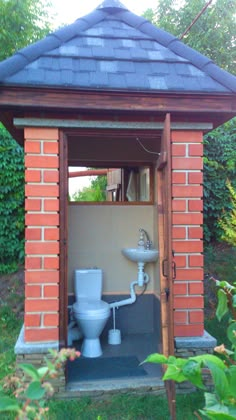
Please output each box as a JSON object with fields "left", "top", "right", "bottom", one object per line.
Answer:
{"left": 24, "top": 128, "right": 59, "bottom": 343}
{"left": 172, "top": 131, "right": 204, "bottom": 337}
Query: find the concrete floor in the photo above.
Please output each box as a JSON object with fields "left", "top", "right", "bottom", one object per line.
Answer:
{"left": 66, "top": 332, "right": 163, "bottom": 394}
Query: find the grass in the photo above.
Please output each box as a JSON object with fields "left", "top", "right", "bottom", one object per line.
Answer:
{"left": 48, "top": 392, "right": 204, "bottom": 419}
{"left": 0, "top": 305, "right": 22, "bottom": 380}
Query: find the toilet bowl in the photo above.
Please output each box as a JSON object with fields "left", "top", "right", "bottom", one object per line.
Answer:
{"left": 72, "top": 269, "right": 110, "bottom": 358}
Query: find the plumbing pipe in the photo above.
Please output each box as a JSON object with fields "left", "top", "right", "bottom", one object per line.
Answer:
{"left": 109, "top": 280, "right": 138, "bottom": 309}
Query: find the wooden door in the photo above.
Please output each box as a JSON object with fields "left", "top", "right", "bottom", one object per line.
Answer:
{"left": 157, "top": 114, "right": 176, "bottom": 419}
{"left": 59, "top": 131, "right": 68, "bottom": 348}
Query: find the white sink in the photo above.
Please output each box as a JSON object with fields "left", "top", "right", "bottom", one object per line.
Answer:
{"left": 122, "top": 247, "right": 159, "bottom": 263}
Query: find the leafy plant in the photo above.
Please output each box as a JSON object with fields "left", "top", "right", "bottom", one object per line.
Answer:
{"left": 0, "top": 125, "right": 25, "bottom": 273}
{"left": 143, "top": 278, "right": 236, "bottom": 419}
{"left": 218, "top": 181, "right": 236, "bottom": 247}
{"left": 0, "top": 348, "right": 80, "bottom": 420}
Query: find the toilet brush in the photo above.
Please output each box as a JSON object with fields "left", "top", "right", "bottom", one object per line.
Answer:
{"left": 108, "top": 306, "right": 121, "bottom": 345}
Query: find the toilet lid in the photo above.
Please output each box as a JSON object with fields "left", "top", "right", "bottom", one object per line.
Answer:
{"left": 73, "top": 300, "right": 110, "bottom": 316}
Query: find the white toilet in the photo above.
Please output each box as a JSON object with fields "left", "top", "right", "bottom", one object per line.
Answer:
{"left": 72, "top": 268, "right": 111, "bottom": 358}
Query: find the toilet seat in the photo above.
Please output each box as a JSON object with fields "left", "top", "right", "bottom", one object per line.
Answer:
{"left": 73, "top": 300, "right": 110, "bottom": 317}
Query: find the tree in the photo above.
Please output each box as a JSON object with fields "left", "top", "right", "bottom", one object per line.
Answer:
{"left": 0, "top": 0, "right": 54, "bottom": 61}
{"left": 0, "top": 0, "right": 54, "bottom": 272}
{"left": 143, "top": 0, "right": 236, "bottom": 241}
{"left": 71, "top": 175, "right": 107, "bottom": 202}
{"left": 144, "top": 0, "right": 236, "bottom": 74}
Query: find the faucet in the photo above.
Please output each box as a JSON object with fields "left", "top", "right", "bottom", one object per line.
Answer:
{"left": 139, "top": 228, "right": 152, "bottom": 250}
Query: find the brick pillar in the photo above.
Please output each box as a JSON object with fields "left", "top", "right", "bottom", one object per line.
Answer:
{"left": 172, "top": 131, "right": 204, "bottom": 337}
{"left": 24, "top": 128, "right": 60, "bottom": 343}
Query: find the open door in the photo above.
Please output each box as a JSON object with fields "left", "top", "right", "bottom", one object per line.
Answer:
{"left": 59, "top": 131, "right": 68, "bottom": 348}
{"left": 157, "top": 114, "right": 176, "bottom": 419}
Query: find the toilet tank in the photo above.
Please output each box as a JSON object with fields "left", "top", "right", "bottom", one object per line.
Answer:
{"left": 74, "top": 269, "right": 102, "bottom": 300}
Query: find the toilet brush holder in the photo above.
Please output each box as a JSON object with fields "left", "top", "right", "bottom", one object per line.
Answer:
{"left": 108, "top": 329, "right": 121, "bottom": 345}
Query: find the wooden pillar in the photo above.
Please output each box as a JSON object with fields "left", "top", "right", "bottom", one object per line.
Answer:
{"left": 24, "top": 128, "right": 60, "bottom": 343}
{"left": 171, "top": 131, "right": 204, "bottom": 337}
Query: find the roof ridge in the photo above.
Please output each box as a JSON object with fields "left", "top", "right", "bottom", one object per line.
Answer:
{"left": 0, "top": 9, "right": 107, "bottom": 80}
{"left": 118, "top": 9, "right": 236, "bottom": 93}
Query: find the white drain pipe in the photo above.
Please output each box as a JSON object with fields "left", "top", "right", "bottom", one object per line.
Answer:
{"left": 109, "top": 273, "right": 149, "bottom": 310}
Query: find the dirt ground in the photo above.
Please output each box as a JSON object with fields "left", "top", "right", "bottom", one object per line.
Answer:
{"left": 0, "top": 267, "right": 24, "bottom": 318}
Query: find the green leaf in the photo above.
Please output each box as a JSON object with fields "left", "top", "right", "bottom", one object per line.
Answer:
{"left": 228, "top": 365, "right": 236, "bottom": 396}
{"left": 163, "top": 364, "right": 187, "bottom": 383}
{"left": 142, "top": 353, "right": 167, "bottom": 365}
{"left": 37, "top": 367, "right": 49, "bottom": 378}
{"left": 233, "top": 295, "right": 236, "bottom": 307}
{"left": 19, "top": 363, "right": 40, "bottom": 380}
{"left": 227, "top": 322, "right": 236, "bottom": 346}
{"left": 205, "top": 360, "right": 230, "bottom": 401}
{"left": 182, "top": 360, "right": 205, "bottom": 389}
{"left": 25, "top": 381, "right": 46, "bottom": 400}
{"left": 200, "top": 410, "right": 236, "bottom": 420}
{"left": 216, "top": 289, "right": 228, "bottom": 321}
{"left": 192, "top": 354, "right": 226, "bottom": 371}
{"left": 0, "top": 396, "right": 19, "bottom": 412}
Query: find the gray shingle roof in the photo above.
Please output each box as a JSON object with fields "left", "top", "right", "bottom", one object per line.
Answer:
{"left": 0, "top": 0, "right": 235, "bottom": 93}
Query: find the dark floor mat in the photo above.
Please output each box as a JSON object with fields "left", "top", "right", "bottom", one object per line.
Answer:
{"left": 67, "top": 355, "right": 147, "bottom": 382}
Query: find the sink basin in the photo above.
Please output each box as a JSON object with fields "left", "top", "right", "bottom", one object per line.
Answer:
{"left": 122, "top": 248, "right": 158, "bottom": 263}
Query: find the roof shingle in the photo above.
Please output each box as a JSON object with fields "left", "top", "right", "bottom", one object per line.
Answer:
{"left": 0, "top": 0, "right": 235, "bottom": 93}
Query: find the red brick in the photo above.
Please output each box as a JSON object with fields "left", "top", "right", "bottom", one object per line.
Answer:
{"left": 189, "top": 255, "right": 204, "bottom": 267}
{"left": 43, "top": 142, "right": 59, "bottom": 154}
{"left": 174, "top": 296, "right": 204, "bottom": 309}
{"left": 172, "top": 157, "right": 203, "bottom": 170}
{"left": 25, "top": 242, "right": 59, "bottom": 255}
{"left": 44, "top": 228, "right": 59, "bottom": 241}
{"left": 43, "top": 170, "right": 59, "bottom": 183}
{"left": 173, "top": 213, "right": 203, "bottom": 225}
{"left": 25, "top": 170, "right": 41, "bottom": 183}
{"left": 175, "top": 255, "right": 187, "bottom": 267}
{"left": 174, "top": 282, "right": 187, "bottom": 295}
{"left": 25, "top": 328, "right": 59, "bottom": 343}
{"left": 174, "top": 311, "right": 188, "bottom": 324}
{"left": 44, "top": 257, "right": 59, "bottom": 270}
{"left": 25, "top": 299, "right": 59, "bottom": 312}
{"left": 25, "top": 128, "right": 59, "bottom": 140}
{"left": 188, "top": 172, "right": 203, "bottom": 184}
{"left": 25, "top": 214, "right": 59, "bottom": 226}
{"left": 172, "top": 131, "right": 203, "bottom": 143}
{"left": 188, "top": 200, "right": 203, "bottom": 212}
{"left": 173, "top": 240, "right": 203, "bottom": 253}
{"left": 189, "top": 144, "right": 203, "bottom": 156}
{"left": 188, "top": 227, "right": 203, "bottom": 239}
{"left": 44, "top": 285, "right": 59, "bottom": 298}
{"left": 189, "top": 311, "right": 204, "bottom": 324}
{"left": 25, "top": 199, "right": 42, "bottom": 211}
{"left": 25, "top": 271, "right": 59, "bottom": 284}
{"left": 25, "top": 155, "right": 59, "bottom": 169}
{"left": 172, "top": 144, "right": 186, "bottom": 156}
{"left": 174, "top": 324, "right": 204, "bottom": 337}
{"left": 25, "top": 185, "right": 59, "bottom": 198}
{"left": 172, "top": 172, "right": 186, "bottom": 184}
{"left": 25, "top": 285, "right": 42, "bottom": 298}
{"left": 176, "top": 269, "right": 204, "bottom": 281}
{"left": 25, "top": 314, "right": 41, "bottom": 327}
{"left": 189, "top": 282, "right": 204, "bottom": 295}
{"left": 25, "top": 257, "right": 42, "bottom": 269}
{"left": 173, "top": 185, "right": 203, "bottom": 198}
{"left": 44, "top": 313, "right": 59, "bottom": 327}
{"left": 25, "top": 141, "right": 41, "bottom": 154}
{"left": 44, "top": 199, "right": 59, "bottom": 212}
{"left": 172, "top": 199, "right": 186, "bottom": 212}
{"left": 172, "top": 227, "right": 186, "bottom": 239}
{"left": 25, "top": 228, "right": 42, "bottom": 241}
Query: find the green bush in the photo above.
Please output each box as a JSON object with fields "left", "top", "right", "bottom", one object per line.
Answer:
{"left": 203, "top": 118, "right": 236, "bottom": 242}
{"left": 0, "top": 125, "right": 24, "bottom": 273}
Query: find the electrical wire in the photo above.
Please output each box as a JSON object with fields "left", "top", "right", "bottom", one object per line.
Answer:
{"left": 136, "top": 137, "right": 160, "bottom": 155}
